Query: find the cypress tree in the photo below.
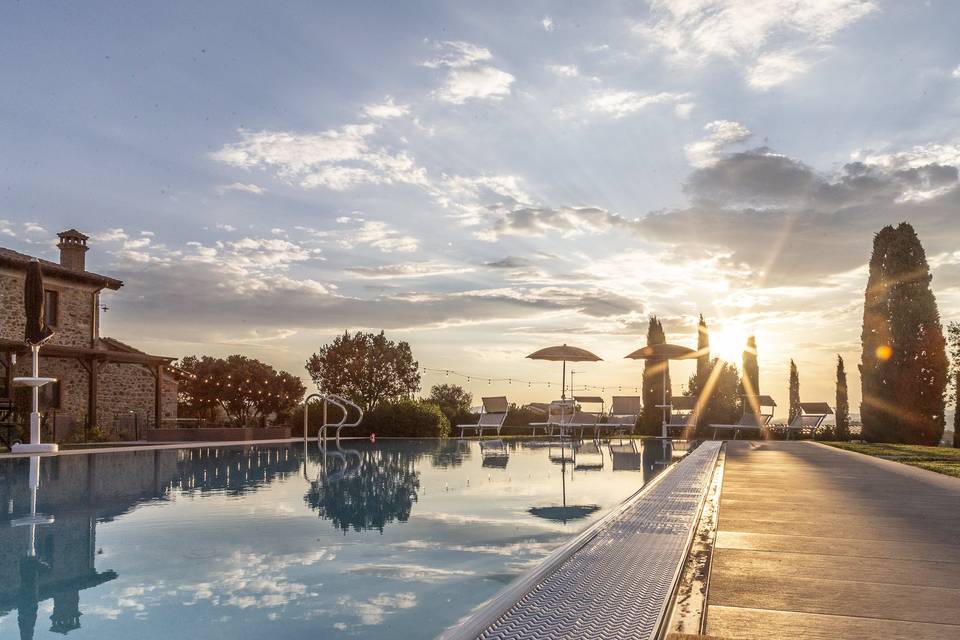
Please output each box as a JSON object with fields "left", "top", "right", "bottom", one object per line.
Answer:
{"left": 946, "top": 322, "right": 960, "bottom": 447}
{"left": 861, "top": 226, "right": 897, "bottom": 441}
{"left": 788, "top": 359, "right": 800, "bottom": 424}
{"left": 742, "top": 335, "right": 759, "bottom": 396}
{"left": 861, "top": 223, "right": 947, "bottom": 444}
{"left": 835, "top": 355, "right": 850, "bottom": 441}
{"left": 696, "top": 314, "right": 710, "bottom": 390}
{"left": 641, "top": 316, "right": 670, "bottom": 436}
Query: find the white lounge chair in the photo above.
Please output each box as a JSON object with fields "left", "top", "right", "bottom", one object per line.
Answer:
{"left": 530, "top": 399, "right": 576, "bottom": 437}
{"left": 785, "top": 402, "right": 833, "bottom": 440}
{"left": 711, "top": 395, "right": 777, "bottom": 440}
{"left": 457, "top": 396, "right": 509, "bottom": 437}
{"left": 664, "top": 395, "right": 698, "bottom": 438}
{"left": 598, "top": 396, "right": 642, "bottom": 439}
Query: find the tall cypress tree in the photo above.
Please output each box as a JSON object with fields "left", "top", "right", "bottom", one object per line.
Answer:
{"left": 696, "top": 314, "right": 710, "bottom": 391}
{"left": 861, "top": 223, "right": 947, "bottom": 444}
{"left": 861, "top": 226, "right": 897, "bottom": 441}
{"left": 835, "top": 355, "right": 850, "bottom": 441}
{"left": 742, "top": 335, "right": 759, "bottom": 396}
{"left": 641, "top": 316, "right": 670, "bottom": 436}
{"left": 946, "top": 322, "right": 960, "bottom": 447}
{"left": 788, "top": 359, "right": 800, "bottom": 424}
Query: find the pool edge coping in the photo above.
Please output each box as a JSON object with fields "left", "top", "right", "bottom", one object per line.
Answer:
{"left": 437, "top": 441, "right": 722, "bottom": 640}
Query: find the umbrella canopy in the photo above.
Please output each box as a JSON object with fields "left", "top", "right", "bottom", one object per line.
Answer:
{"left": 526, "top": 344, "right": 602, "bottom": 362}
{"left": 526, "top": 344, "right": 602, "bottom": 399}
{"left": 528, "top": 505, "right": 600, "bottom": 523}
{"left": 23, "top": 259, "right": 54, "bottom": 346}
{"left": 624, "top": 343, "right": 698, "bottom": 360}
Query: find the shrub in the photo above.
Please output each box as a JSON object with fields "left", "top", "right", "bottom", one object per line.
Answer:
{"left": 362, "top": 399, "right": 450, "bottom": 438}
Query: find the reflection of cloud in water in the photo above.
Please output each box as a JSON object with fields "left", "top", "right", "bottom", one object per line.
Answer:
{"left": 391, "top": 539, "right": 555, "bottom": 558}
{"left": 336, "top": 592, "right": 417, "bottom": 626}
{"left": 345, "top": 563, "right": 475, "bottom": 581}
{"left": 178, "top": 550, "right": 328, "bottom": 611}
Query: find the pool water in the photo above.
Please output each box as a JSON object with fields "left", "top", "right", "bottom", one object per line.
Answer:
{"left": 0, "top": 438, "right": 675, "bottom": 639}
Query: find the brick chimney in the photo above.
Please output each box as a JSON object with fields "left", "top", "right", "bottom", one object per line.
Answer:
{"left": 57, "top": 229, "right": 90, "bottom": 271}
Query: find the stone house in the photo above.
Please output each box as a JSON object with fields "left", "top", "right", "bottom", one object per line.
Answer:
{"left": 0, "top": 229, "right": 178, "bottom": 439}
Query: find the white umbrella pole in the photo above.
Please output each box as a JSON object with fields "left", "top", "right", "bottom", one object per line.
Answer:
{"left": 661, "top": 366, "right": 668, "bottom": 439}
{"left": 561, "top": 359, "right": 566, "bottom": 399}
{"left": 30, "top": 345, "right": 40, "bottom": 445}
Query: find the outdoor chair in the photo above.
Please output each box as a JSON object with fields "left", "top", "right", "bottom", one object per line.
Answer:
{"left": 664, "top": 395, "right": 698, "bottom": 438}
{"left": 785, "top": 402, "right": 833, "bottom": 440}
{"left": 457, "top": 396, "right": 509, "bottom": 438}
{"left": 598, "top": 395, "right": 642, "bottom": 440}
{"left": 530, "top": 399, "right": 576, "bottom": 437}
{"left": 710, "top": 395, "right": 776, "bottom": 440}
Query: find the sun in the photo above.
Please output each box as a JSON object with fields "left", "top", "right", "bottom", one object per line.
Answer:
{"left": 710, "top": 326, "right": 750, "bottom": 364}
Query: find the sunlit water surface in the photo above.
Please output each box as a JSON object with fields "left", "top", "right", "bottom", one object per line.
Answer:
{"left": 0, "top": 439, "right": 676, "bottom": 639}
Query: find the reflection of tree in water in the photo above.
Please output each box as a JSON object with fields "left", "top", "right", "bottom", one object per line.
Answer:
{"left": 305, "top": 447, "right": 421, "bottom": 533}
{"left": 429, "top": 439, "right": 472, "bottom": 468}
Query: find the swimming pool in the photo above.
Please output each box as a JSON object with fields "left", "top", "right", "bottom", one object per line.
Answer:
{"left": 0, "top": 438, "right": 676, "bottom": 639}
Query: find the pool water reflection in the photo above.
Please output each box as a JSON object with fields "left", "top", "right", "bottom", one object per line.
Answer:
{"left": 0, "top": 438, "right": 675, "bottom": 639}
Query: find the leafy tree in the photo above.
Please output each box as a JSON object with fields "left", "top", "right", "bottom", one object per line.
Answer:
{"left": 305, "top": 330, "right": 421, "bottom": 412}
{"left": 686, "top": 357, "right": 741, "bottom": 433}
{"left": 426, "top": 383, "right": 473, "bottom": 425}
{"left": 947, "top": 321, "right": 960, "bottom": 447}
{"left": 640, "top": 316, "right": 670, "bottom": 436}
{"left": 861, "top": 223, "right": 947, "bottom": 444}
{"left": 178, "top": 355, "right": 306, "bottom": 427}
{"left": 788, "top": 359, "right": 801, "bottom": 424}
{"left": 835, "top": 355, "right": 850, "bottom": 441}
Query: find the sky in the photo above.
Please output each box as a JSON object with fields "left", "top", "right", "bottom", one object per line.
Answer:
{"left": 2, "top": 0, "right": 960, "bottom": 414}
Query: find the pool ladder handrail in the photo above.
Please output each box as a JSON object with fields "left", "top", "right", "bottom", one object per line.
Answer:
{"left": 303, "top": 393, "right": 364, "bottom": 443}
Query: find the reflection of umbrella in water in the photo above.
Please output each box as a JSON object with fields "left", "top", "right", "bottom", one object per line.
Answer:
{"left": 528, "top": 440, "right": 599, "bottom": 524}
{"left": 526, "top": 344, "right": 602, "bottom": 399}
{"left": 625, "top": 343, "right": 698, "bottom": 438}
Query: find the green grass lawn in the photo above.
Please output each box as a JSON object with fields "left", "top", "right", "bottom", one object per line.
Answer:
{"left": 826, "top": 442, "right": 960, "bottom": 478}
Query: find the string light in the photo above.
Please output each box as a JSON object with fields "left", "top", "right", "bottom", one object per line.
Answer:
{"left": 418, "top": 366, "right": 641, "bottom": 393}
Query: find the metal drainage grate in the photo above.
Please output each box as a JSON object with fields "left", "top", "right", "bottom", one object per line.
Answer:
{"left": 464, "top": 441, "right": 722, "bottom": 640}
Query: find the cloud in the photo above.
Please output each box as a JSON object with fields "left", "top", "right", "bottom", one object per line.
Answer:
{"left": 542, "top": 16, "right": 554, "bottom": 32}
{"left": 685, "top": 120, "right": 752, "bottom": 168}
{"left": 424, "top": 41, "right": 515, "bottom": 104}
{"left": 953, "top": 65, "right": 960, "bottom": 79}
{"left": 674, "top": 102, "right": 695, "bottom": 118}
{"left": 349, "top": 220, "right": 420, "bottom": 253}
{"left": 586, "top": 90, "right": 689, "bottom": 118}
{"left": 216, "top": 182, "right": 266, "bottom": 195}
{"left": 477, "top": 206, "right": 628, "bottom": 241}
{"left": 485, "top": 256, "right": 532, "bottom": 269}
{"left": 547, "top": 64, "right": 579, "bottom": 78}
{"left": 346, "top": 261, "right": 473, "bottom": 279}
{"left": 212, "top": 124, "right": 427, "bottom": 192}
{"left": 636, "top": 0, "right": 877, "bottom": 88}
{"left": 363, "top": 96, "right": 410, "bottom": 120}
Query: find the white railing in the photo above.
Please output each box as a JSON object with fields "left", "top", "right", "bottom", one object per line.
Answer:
{"left": 302, "top": 393, "right": 364, "bottom": 444}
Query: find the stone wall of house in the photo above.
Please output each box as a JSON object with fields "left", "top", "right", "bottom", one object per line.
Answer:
{"left": 97, "top": 362, "right": 157, "bottom": 427}
{"left": 11, "top": 355, "right": 90, "bottom": 419}
{"left": 161, "top": 373, "right": 178, "bottom": 423}
{"left": 0, "top": 270, "right": 96, "bottom": 348}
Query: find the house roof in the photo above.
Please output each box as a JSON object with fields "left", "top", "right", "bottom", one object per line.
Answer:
{"left": 0, "top": 247, "right": 122, "bottom": 290}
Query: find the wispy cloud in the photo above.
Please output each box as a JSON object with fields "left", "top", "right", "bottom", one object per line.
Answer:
{"left": 424, "top": 41, "right": 515, "bottom": 104}
{"left": 685, "top": 120, "right": 752, "bottom": 167}
{"left": 586, "top": 90, "right": 689, "bottom": 118}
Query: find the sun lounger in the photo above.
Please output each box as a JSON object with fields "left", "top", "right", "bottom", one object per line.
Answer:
{"left": 457, "top": 396, "right": 509, "bottom": 437}
{"left": 784, "top": 402, "right": 833, "bottom": 439}
{"left": 710, "top": 395, "right": 776, "bottom": 440}
{"left": 530, "top": 399, "right": 576, "bottom": 436}
{"left": 598, "top": 396, "right": 641, "bottom": 439}
{"left": 664, "top": 395, "right": 698, "bottom": 438}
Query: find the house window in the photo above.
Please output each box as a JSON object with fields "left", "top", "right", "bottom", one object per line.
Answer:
{"left": 44, "top": 290, "right": 59, "bottom": 327}
{"left": 39, "top": 380, "right": 61, "bottom": 410}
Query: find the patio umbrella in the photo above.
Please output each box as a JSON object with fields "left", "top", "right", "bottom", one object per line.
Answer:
{"left": 625, "top": 343, "right": 698, "bottom": 438}
{"left": 24, "top": 259, "right": 53, "bottom": 346}
{"left": 526, "top": 344, "right": 602, "bottom": 399}
{"left": 13, "top": 260, "right": 57, "bottom": 452}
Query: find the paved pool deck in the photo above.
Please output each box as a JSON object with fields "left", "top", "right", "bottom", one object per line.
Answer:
{"left": 706, "top": 440, "right": 960, "bottom": 639}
